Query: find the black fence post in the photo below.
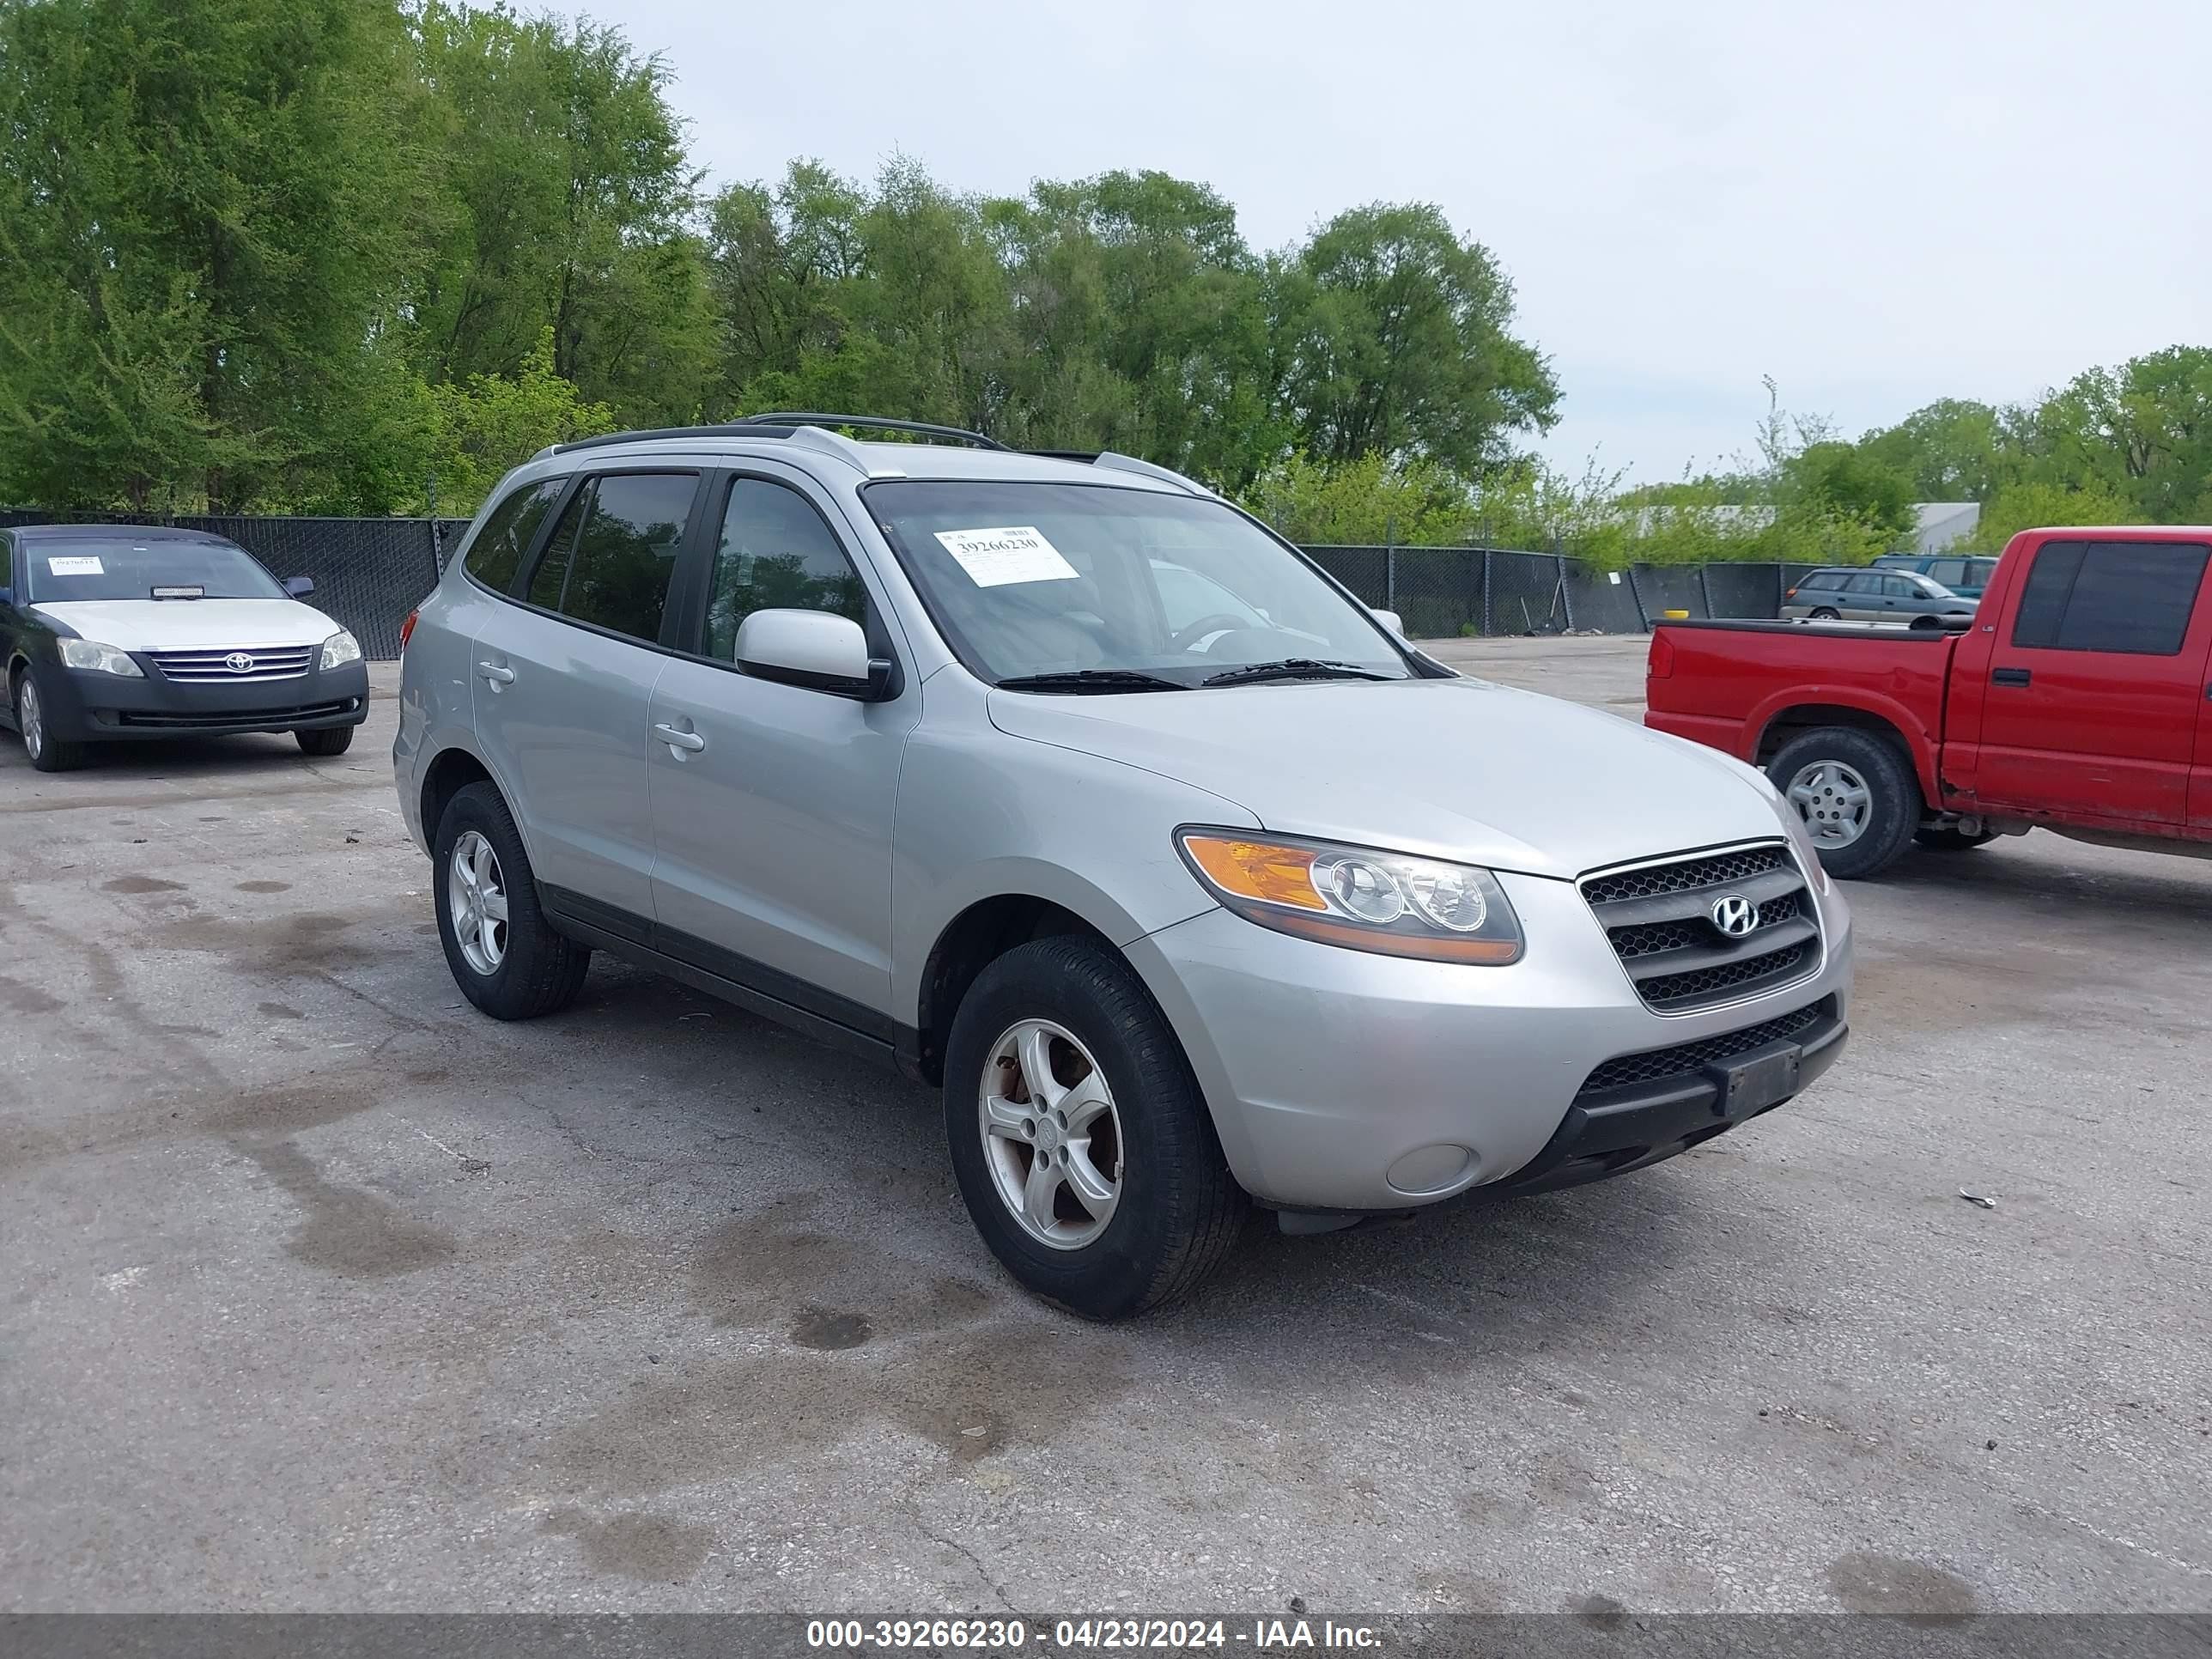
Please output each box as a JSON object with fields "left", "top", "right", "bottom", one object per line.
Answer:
{"left": 1557, "top": 553, "right": 1574, "bottom": 630}
{"left": 1480, "top": 548, "right": 1494, "bottom": 637}
{"left": 1626, "top": 564, "right": 1652, "bottom": 631}
{"left": 1697, "top": 564, "right": 1715, "bottom": 617}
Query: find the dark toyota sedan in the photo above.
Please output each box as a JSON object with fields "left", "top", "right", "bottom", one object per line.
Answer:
{"left": 0, "top": 525, "right": 369, "bottom": 772}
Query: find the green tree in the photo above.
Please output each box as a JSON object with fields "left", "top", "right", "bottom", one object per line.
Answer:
{"left": 0, "top": 0, "right": 433, "bottom": 510}
{"left": 424, "top": 330, "right": 616, "bottom": 514}
{"left": 2023, "top": 347, "right": 2212, "bottom": 523}
{"left": 1269, "top": 203, "right": 1559, "bottom": 478}
{"left": 1782, "top": 441, "right": 1916, "bottom": 539}
{"left": 1966, "top": 478, "right": 2145, "bottom": 552}
{"left": 410, "top": 2, "right": 710, "bottom": 428}
{"left": 1858, "top": 398, "right": 2009, "bottom": 501}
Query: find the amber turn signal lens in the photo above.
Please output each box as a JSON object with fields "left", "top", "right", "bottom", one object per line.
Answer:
{"left": 1181, "top": 835, "right": 1327, "bottom": 911}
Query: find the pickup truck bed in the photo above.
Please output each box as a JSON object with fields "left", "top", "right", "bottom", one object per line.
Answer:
{"left": 1644, "top": 529, "right": 2212, "bottom": 877}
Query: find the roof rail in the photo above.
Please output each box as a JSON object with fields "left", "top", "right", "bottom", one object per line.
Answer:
{"left": 737, "top": 413, "right": 1007, "bottom": 452}
{"left": 1093, "top": 451, "right": 1210, "bottom": 496}
{"left": 546, "top": 422, "right": 797, "bottom": 458}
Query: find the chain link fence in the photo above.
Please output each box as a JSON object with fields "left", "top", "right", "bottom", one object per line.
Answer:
{"left": 1306, "top": 543, "right": 1808, "bottom": 638}
{"left": 6, "top": 509, "right": 1816, "bottom": 656}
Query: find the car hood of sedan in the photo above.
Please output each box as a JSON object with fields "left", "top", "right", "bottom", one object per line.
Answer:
{"left": 986, "top": 674, "right": 1785, "bottom": 879}
{"left": 30, "top": 599, "right": 341, "bottom": 651}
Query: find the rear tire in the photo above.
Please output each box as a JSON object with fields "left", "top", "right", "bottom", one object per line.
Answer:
{"left": 1809, "top": 607, "right": 1841, "bottom": 621}
{"left": 1768, "top": 726, "right": 1922, "bottom": 879}
{"left": 1915, "top": 826, "right": 1996, "bottom": 853}
{"left": 432, "top": 781, "right": 591, "bottom": 1019}
{"left": 296, "top": 725, "right": 355, "bottom": 757}
{"left": 15, "top": 667, "right": 85, "bottom": 773}
{"left": 944, "top": 935, "right": 1247, "bottom": 1320}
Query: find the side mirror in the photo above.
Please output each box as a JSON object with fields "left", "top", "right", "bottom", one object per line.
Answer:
{"left": 734, "top": 609, "right": 890, "bottom": 699}
{"left": 283, "top": 575, "right": 315, "bottom": 599}
{"left": 1370, "top": 607, "right": 1406, "bottom": 637}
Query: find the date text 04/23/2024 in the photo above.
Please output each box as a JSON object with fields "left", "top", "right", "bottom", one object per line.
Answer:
{"left": 805, "top": 1618, "right": 1384, "bottom": 1650}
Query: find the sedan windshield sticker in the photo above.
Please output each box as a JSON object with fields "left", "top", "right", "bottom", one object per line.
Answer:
{"left": 933, "top": 526, "right": 1079, "bottom": 588}
{"left": 46, "top": 556, "right": 104, "bottom": 575}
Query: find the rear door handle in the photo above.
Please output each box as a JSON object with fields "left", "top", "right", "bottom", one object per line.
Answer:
{"left": 1992, "top": 666, "right": 2032, "bottom": 687}
{"left": 477, "top": 661, "right": 515, "bottom": 685}
{"left": 652, "top": 722, "right": 706, "bottom": 753}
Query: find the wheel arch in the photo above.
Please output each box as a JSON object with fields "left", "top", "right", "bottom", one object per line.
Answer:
{"left": 1751, "top": 695, "right": 1938, "bottom": 802}
{"left": 910, "top": 892, "right": 1123, "bottom": 1086}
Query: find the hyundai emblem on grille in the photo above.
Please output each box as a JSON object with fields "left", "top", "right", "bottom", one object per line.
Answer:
{"left": 1710, "top": 893, "right": 1758, "bottom": 938}
{"left": 224, "top": 653, "right": 254, "bottom": 672}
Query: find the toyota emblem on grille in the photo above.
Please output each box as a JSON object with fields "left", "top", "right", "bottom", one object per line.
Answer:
{"left": 224, "top": 653, "right": 254, "bottom": 673}
{"left": 1710, "top": 893, "right": 1758, "bottom": 938}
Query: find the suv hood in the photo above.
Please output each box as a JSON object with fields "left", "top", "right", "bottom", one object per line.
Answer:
{"left": 987, "top": 676, "right": 1782, "bottom": 879}
{"left": 30, "top": 599, "right": 341, "bottom": 651}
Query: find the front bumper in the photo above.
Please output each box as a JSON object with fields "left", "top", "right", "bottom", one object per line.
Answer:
{"left": 1127, "top": 866, "right": 1853, "bottom": 1212}
{"left": 42, "top": 660, "right": 371, "bottom": 743}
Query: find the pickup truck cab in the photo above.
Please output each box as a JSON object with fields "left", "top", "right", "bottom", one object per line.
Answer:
{"left": 1648, "top": 527, "right": 2212, "bottom": 877}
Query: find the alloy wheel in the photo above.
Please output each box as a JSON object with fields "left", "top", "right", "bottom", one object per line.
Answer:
{"left": 978, "top": 1018, "right": 1124, "bottom": 1249}
{"left": 1787, "top": 760, "right": 1870, "bottom": 848}
{"left": 447, "top": 830, "right": 510, "bottom": 975}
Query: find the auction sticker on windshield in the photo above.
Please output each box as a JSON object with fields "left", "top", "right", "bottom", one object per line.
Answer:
{"left": 47, "top": 556, "right": 104, "bottom": 576}
{"left": 933, "top": 526, "right": 1079, "bottom": 587}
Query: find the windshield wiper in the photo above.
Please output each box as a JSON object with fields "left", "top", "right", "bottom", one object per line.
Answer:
{"left": 994, "top": 669, "right": 1190, "bottom": 694}
{"left": 1201, "top": 658, "right": 1395, "bottom": 687}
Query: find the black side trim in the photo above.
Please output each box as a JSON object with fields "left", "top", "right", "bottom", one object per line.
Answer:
{"left": 538, "top": 884, "right": 898, "bottom": 1060}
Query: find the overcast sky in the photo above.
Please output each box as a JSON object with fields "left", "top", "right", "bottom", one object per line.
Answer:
{"left": 594, "top": 0, "right": 2207, "bottom": 485}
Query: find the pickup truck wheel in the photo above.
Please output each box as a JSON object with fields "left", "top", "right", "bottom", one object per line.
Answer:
{"left": 945, "top": 935, "right": 1247, "bottom": 1320}
{"left": 432, "top": 781, "right": 592, "bottom": 1019}
{"left": 1915, "top": 826, "right": 1996, "bottom": 853}
{"left": 1768, "top": 726, "right": 1922, "bottom": 879}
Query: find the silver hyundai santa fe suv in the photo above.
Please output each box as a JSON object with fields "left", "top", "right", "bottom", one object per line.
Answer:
{"left": 395, "top": 415, "right": 1853, "bottom": 1318}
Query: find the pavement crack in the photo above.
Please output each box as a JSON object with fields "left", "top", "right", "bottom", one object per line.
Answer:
{"left": 906, "top": 1480, "right": 1019, "bottom": 1614}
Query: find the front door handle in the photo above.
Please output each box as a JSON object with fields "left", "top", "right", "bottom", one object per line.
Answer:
{"left": 477, "top": 661, "right": 516, "bottom": 686}
{"left": 653, "top": 722, "right": 706, "bottom": 753}
{"left": 1992, "top": 666, "right": 2032, "bottom": 687}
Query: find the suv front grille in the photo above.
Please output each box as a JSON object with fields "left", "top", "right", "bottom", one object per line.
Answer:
{"left": 148, "top": 646, "right": 313, "bottom": 683}
{"left": 1579, "top": 999, "right": 1832, "bottom": 1095}
{"left": 1581, "top": 841, "right": 1820, "bottom": 1014}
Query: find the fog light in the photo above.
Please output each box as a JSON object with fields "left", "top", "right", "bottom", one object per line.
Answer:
{"left": 1386, "top": 1144, "right": 1477, "bottom": 1196}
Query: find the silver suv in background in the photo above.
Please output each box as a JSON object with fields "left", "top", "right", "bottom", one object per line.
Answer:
{"left": 1783, "top": 566, "right": 1978, "bottom": 628}
{"left": 395, "top": 415, "right": 1854, "bottom": 1318}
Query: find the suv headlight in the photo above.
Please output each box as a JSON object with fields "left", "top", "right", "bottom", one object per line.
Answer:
{"left": 1176, "top": 830, "right": 1524, "bottom": 963}
{"left": 319, "top": 630, "right": 362, "bottom": 671}
{"left": 58, "top": 639, "right": 143, "bottom": 678}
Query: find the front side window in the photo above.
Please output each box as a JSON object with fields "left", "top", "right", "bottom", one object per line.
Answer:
{"left": 1881, "top": 575, "right": 1918, "bottom": 598}
{"left": 24, "top": 538, "right": 285, "bottom": 603}
{"left": 527, "top": 472, "right": 697, "bottom": 643}
{"left": 705, "top": 478, "right": 868, "bottom": 660}
{"left": 465, "top": 479, "right": 562, "bottom": 594}
{"left": 866, "top": 480, "right": 1407, "bottom": 686}
{"left": 2013, "top": 539, "right": 2211, "bottom": 655}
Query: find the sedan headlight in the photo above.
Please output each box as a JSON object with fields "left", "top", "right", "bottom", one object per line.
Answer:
{"left": 58, "top": 638, "right": 143, "bottom": 678}
{"left": 1176, "top": 830, "right": 1523, "bottom": 963}
{"left": 319, "top": 630, "right": 362, "bottom": 671}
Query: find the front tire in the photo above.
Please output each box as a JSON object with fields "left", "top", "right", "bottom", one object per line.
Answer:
{"left": 432, "top": 781, "right": 591, "bottom": 1019}
{"left": 15, "top": 667, "right": 85, "bottom": 773}
{"left": 296, "top": 725, "right": 355, "bottom": 757}
{"left": 944, "top": 935, "right": 1246, "bottom": 1320}
{"left": 1768, "top": 726, "right": 1923, "bottom": 879}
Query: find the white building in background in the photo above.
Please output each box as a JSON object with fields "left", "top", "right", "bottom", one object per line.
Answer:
{"left": 1910, "top": 501, "right": 1980, "bottom": 551}
{"left": 1627, "top": 501, "right": 1982, "bottom": 552}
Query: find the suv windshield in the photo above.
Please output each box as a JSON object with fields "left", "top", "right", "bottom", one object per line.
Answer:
{"left": 865, "top": 481, "right": 1410, "bottom": 687}
{"left": 26, "top": 538, "right": 286, "bottom": 603}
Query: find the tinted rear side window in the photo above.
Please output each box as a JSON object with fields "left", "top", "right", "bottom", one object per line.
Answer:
{"left": 527, "top": 472, "right": 698, "bottom": 643}
{"left": 2012, "top": 540, "right": 2210, "bottom": 655}
{"left": 465, "top": 480, "right": 562, "bottom": 594}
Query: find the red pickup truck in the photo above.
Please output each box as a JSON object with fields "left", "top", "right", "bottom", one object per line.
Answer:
{"left": 1645, "top": 527, "right": 2212, "bottom": 877}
